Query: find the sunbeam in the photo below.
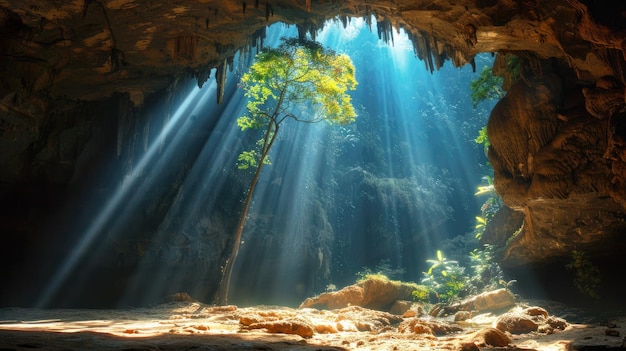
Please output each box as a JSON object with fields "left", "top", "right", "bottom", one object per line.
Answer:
{"left": 37, "top": 81, "right": 217, "bottom": 307}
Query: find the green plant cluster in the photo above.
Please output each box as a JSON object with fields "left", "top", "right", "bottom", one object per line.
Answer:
{"left": 474, "top": 126, "right": 490, "bottom": 159}
{"left": 417, "top": 250, "right": 466, "bottom": 303}
{"left": 469, "top": 65, "right": 505, "bottom": 108}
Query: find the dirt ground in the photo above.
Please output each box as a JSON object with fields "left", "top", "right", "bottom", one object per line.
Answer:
{"left": 0, "top": 301, "right": 624, "bottom": 351}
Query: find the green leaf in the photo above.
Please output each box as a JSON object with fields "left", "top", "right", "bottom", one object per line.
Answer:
{"left": 474, "top": 185, "right": 495, "bottom": 196}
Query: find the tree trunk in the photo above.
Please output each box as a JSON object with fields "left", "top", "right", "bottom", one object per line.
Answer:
{"left": 214, "top": 121, "right": 279, "bottom": 305}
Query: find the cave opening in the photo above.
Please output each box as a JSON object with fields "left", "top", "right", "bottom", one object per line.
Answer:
{"left": 16, "top": 18, "right": 499, "bottom": 310}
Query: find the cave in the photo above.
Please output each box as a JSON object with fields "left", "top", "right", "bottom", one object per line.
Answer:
{"left": 1, "top": 1, "right": 626, "bottom": 350}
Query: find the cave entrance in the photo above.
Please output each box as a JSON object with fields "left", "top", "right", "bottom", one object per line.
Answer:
{"left": 35, "top": 18, "right": 497, "bottom": 308}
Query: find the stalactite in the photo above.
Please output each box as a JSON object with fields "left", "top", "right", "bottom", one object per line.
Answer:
{"left": 195, "top": 64, "right": 211, "bottom": 88}
{"left": 376, "top": 19, "right": 394, "bottom": 46}
{"left": 243, "top": 1, "right": 247, "bottom": 14}
{"left": 340, "top": 16, "right": 349, "bottom": 29}
{"left": 251, "top": 26, "right": 266, "bottom": 54}
{"left": 215, "top": 59, "right": 227, "bottom": 104}
{"left": 226, "top": 55, "right": 234, "bottom": 72}
{"left": 364, "top": 6, "right": 372, "bottom": 32}
{"left": 297, "top": 22, "right": 317, "bottom": 41}
{"left": 265, "top": 3, "right": 273, "bottom": 22}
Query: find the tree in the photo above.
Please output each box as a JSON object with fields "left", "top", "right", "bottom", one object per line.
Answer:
{"left": 214, "top": 37, "right": 358, "bottom": 305}
{"left": 469, "top": 65, "right": 505, "bottom": 108}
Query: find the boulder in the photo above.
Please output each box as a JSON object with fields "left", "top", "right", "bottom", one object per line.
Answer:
{"left": 299, "top": 276, "right": 417, "bottom": 311}
{"left": 495, "top": 313, "right": 539, "bottom": 334}
{"left": 462, "top": 327, "right": 512, "bottom": 347}
{"left": 495, "top": 305, "right": 568, "bottom": 335}
{"left": 443, "top": 289, "right": 516, "bottom": 315}
{"left": 389, "top": 300, "right": 425, "bottom": 317}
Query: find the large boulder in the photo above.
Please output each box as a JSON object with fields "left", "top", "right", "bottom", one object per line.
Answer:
{"left": 433, "top": 288, "right": 516, "bottom": 316}
{"left": 299, "top": 276, "right": 418, "bottom": 311}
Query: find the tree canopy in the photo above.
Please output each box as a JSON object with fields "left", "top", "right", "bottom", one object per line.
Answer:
{"left": 236, "top": 38, "right": 357, "bottom": 169}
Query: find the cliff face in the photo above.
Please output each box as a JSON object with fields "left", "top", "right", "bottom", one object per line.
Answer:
{"left": 1, "top": 0, "right": 625, "bottom": 304}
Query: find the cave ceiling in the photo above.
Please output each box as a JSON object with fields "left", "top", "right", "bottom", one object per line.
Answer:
{"left": 1, "top": 0, "right": 626, "bottom": 267}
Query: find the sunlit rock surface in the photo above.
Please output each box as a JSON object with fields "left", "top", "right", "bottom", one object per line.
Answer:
{"left": 1, "top": 0, "right": 626, "bottom": 306}
{"left": 299, "top": 277, "right": 417, "bottom": 311}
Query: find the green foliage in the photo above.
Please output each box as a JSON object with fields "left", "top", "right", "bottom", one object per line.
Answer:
{"left": 469, "top": 66, "right": 505, "bottom": 108}
{"left": 239, "top": 37, "right": 357, "bottom": 126}
{"left": 565, "top": 250, "right": 601, "bottom": 299}
{"left": 506, "top": 55, "right": 521, "bottom": 82}
{"left": 474, "top": 126, "right": 491, "bottom": 158}
{"left": 356, "top": 259, "right": 406, "bottom": 281}
{"left": 237, "top": 37, "right": 357, "bottom": 167}
{"left": 237, "top": 139, "right": 272, "bottom": 170}
{"left": 411, "top": 285, "right": 431, "bottom": 302}
{"left": 475, "top": 175, "right": 501, "bottom": 228}
{"left": 421, "top": 250, "right": 466, "bottom": 302}
{"left": 468, "top": 244, "right": 508, "bottom": 291}
{"left": 474, "top": 216, "right": 487, "bottom": 240}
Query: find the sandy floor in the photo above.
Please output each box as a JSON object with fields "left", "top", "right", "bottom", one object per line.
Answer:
{"left": 0, "top": 302, "right": 624, "bottom": 350}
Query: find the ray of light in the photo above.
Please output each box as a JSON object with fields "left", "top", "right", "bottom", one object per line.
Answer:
{"left": 36, "top": 81, "right": 215, "bottom": 307}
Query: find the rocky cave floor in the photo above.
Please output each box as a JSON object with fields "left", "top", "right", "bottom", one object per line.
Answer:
{"left": 1, "top": 296, "right": 625, "bottom": 351}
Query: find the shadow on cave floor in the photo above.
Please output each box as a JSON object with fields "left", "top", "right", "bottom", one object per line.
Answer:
{"left": 0, "top": 329, "right": 348, "bottom": 351}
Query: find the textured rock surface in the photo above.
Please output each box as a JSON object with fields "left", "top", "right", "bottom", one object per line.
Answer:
{"left": 299, "top": 277, "right": 416, "bottom": 311}
{"left": 451, "top": 288, "right": 516, "bottom": 313}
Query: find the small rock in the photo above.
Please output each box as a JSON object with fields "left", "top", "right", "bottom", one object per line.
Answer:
{"left": 495, "top": 313, "right": 539, "bottom": 334}
{"left": 464, "top": 327, "right": 512, "bottom": 347}
{"left": 454, "top": 311, "right": 472, "bottom": 322}
{"left": 523, "top": 306, "right": 548, "bottom": 318}
{"left": 398, "top": 318, "right": 435, "bottom": 335}
{"left": 606, "top": 328, "right": 620, "bottom": 337}
{"left": 390, "top": 300, "right": 413, "bottom": 315}
{"left": 390, "top": 300, "right": 424, "bottom": 316}
{"left": 459, "top": 342, "right": 480, "bottom": 351}
{"left": 545, "top": 316, "right": 568, "bottom": 331}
